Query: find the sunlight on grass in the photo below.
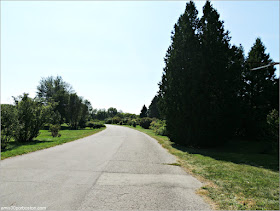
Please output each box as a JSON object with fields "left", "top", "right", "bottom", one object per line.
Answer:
{"left": 1, "top": 127, "right": 106, "bottom": 159}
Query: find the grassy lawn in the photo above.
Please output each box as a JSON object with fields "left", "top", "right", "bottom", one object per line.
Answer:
{"left": 124, "top": 125, "right": 279, "bottom": 210}
{"left": 1, "top": 127, "right": 106, "bottom": 160}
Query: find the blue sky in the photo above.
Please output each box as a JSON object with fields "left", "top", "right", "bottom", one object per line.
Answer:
{"left": 1, "top": 1, "right": 279, "bottom": 114}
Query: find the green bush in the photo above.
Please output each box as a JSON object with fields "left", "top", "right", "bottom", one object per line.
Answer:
{"left": 140, "top": 117, "right": 153, "bottom": 129}
{"left": 87, "top": 122, "right": 94, "bottom": 128}
{"left": 112, "top": 116, "right": 121, "bottom": 124}
{"left": 122, "top": 118, "right": 129, "bottom": 125}
{"left": 13, "top": 93, "right": 51, "bottom": 142}
{"left": 132, "top": 121, "right": 136, "bottom": 127}
{"left": 1, "top": 104, "right": 18, "bottom": 149}
{"left": 150, "top": 119, "right": 168, "bottom": 136}
{"left": 93, "top": 123, "right": 105, "bottom": 129}
{"left": 156, "top": 125, "right": 168, "bottom": 136}
{"left": 105, "top": 118, "right": 112, "bottom": 124}
{"left": 49, "top": 124, "right": 61, "bottom": 137}
{"left": 48, "top": 110, "right": 61, "bottom": 125}
{"left": 87, "top": 121, "right": 105, "bottom": 129}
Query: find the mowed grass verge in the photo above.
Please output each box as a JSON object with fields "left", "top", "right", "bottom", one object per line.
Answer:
{"left": 1, "top": 127, "right": 106, "bottom": 160}
{"left": 124, "top": 125, "right": 279, "bottom": 210}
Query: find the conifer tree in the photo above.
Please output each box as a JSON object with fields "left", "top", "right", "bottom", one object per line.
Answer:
{"left": 140, "top": 105, "right": 148, "bottom": 118}
{"left": 159, "top": 1, "right": 201, "bottom": 145}
{"left": 148, "top": 95, "right": 160, "bottom": 119}
{"left": 195, "top": 0, "right": 236, "bottom": 145}
{"left": 242, "top": 38, "right": 278, "bottom": 138}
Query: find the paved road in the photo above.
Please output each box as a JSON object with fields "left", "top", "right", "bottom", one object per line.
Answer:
{"left": 0, "top": 125, "right": 210, "bottom": 210}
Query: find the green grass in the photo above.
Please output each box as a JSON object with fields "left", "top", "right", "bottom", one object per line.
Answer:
{"left": 1, "top": 127, "right": 106, "bottom": 160}
{"left": 124, "top": 125, "right": 279, "bottom": 210}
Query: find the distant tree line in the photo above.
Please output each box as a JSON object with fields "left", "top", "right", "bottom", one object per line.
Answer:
{"left": 102, "top": 105, "right": 167, "bottom": 136}
{"left": 148, "top": 1, "right": 278, "bottom": 148}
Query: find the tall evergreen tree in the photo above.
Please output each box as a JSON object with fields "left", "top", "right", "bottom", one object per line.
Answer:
{"left": 140, "top": 105, "right": 148, "bottom": 118}
{"left": 228, "top": 45, "right": 246, "bottom": 136}
{"left": 242, "top": 38, "right": 278, "bottom": 138}
{"left": 148, "top": 95, "right": 160, "bottom": 119}
{"left": 159, "top": 1, "right": 201, "bottom": 146}
{"left": 195, "top": 0, "right": 237, "bottom": 146}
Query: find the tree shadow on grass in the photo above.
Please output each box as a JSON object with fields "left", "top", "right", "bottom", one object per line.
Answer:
{"left": 171, "top": 140, "right": 279, "bottom": 172}
{"left": 43, "top": 125, "right": 93, "bottom": 130}
{"left": 3, "top": 140, "right": 54, "bottom": 152}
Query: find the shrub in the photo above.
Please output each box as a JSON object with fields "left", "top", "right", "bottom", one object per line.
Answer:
{"left": 150, "top": 119, "right": 168, "bottom": 136}
{"left": 48, "top": 110, "right": 61, "bottom": 125}
{"left": 87, "top": 122, "right": 94, "bottom": 128}
{"left": 112, "top": 116, "right": 121, "bottom": 124}
{"left": 1, "top": 104, "right": 18, "bottom": 149}
{"left": 127, "top": 120, "right": 133, "bottom": 126}
{"left": 132, "top": 121, "right": 136, "bottom": 127}
{"left": 94, "top": 123, "right": 105, "bottom": 129}
{"left": 140, "top": 117, "right": 153, "bottom": 129}
{"left": 105, "top": 118, "right": 112, "bottom": 124}
{"left": 122, "top": 118, "right": 129, "bottom": 125}
{"left": 13, "top": 93, "right": 50, "bottom": 142}
{"left": 156, "top": 125, "right": 168, "bottom": 136}
{"left": 87, "top": 121, "right": 105, "bottom": 129}
{"left": 50, "top": 124, "right": 61, "bottom": 137}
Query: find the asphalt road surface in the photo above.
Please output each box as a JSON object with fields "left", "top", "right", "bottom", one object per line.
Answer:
{"left": 0, "top": 125, "right": 210, "bottom": 210}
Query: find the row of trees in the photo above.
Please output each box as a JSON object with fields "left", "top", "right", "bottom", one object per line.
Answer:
{"left": 149, "top": 1, "right": 278, "bottom": 147}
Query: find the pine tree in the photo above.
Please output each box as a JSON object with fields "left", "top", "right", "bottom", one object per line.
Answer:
{"left": 159, "top": 1, "right": 201, "bottom": 145}
{"left": 148, "top": 95, "right": 160, "bottom": 119}
{"left": 242, "top": 38, "right": 278, "bottom": 138}
{"left": 195, "top": 0, "right": 236, "bottom": 146}
{"left": 228, "top": 45, "right": 246, "bottom": 136}
{"left": 140, "top": 105, "right": 148, "bottom": 118}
